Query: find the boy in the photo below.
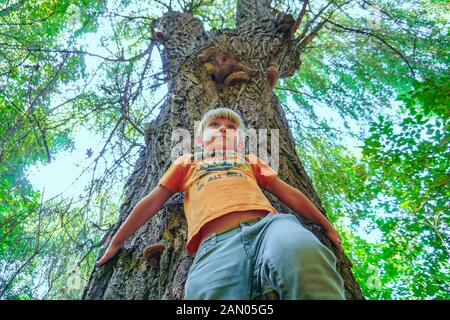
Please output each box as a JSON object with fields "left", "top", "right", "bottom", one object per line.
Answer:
{"left": 96, "top": 107, "right": 345, "bottom": 300}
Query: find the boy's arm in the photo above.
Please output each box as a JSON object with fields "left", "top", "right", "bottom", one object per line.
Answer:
{"left": 264, "top": 177, "right": 343, "bottom": 251}
{"left": 110, "top": 185, "right": 173, "bottom": 245}
{"left": 96, "top": 185, "right": 173, "bottom": 265}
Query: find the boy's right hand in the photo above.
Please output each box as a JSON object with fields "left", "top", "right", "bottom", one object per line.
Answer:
{"left": 96, "top": 242, "right": 122, "bottom": 266}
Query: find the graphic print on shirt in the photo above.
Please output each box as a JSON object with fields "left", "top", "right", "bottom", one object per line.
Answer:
{"left": 192, "top": 156, "right": 249, "bottom": 192}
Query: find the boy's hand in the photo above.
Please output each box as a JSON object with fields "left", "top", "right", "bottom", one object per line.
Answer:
{"left": 325, "top": 228, "right": 343, "bottom": 252}
{"left": 96, "top": 242, "right": 122, "bottom": 266}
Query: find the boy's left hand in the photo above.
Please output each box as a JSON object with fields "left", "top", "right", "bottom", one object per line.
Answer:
{"left": 325, "top": 228, "right": 343, "bottom": 252}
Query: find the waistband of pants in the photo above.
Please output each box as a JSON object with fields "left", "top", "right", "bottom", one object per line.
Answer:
{"left": 199, "top": 216, "right": 266, "bottom": 249}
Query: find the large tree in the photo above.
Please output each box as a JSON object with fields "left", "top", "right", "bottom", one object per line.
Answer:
{"left": 82, "top": 0, "right": 364, "bottom": 300}
{"left": 2, "top": 0, "right": 446, "bottom": 300}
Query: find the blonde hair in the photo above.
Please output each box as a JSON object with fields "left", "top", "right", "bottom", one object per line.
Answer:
{"left": 196, "top": 107, "right": 246, "bottom": 144}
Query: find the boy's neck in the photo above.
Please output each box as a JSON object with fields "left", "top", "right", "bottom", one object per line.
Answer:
{"left": 194, "top": 149, "right": 243, "bottom": 161}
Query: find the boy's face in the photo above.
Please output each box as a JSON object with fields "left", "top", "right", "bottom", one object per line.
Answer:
{"left": 195, "top": 117, "right": 243, "bottom": 152}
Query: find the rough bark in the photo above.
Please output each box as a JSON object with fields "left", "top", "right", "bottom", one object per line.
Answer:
{"left": 82, "top": 1, "right": 364, "bottom": 300}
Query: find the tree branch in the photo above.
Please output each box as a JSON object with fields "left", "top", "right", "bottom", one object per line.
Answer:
{"left": 324, "top": 18, "right": 416, "bottom": 77}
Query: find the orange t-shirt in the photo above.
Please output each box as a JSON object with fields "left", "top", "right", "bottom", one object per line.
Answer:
{"left": 157, "top": 151, "right": 279, "bottom": 254}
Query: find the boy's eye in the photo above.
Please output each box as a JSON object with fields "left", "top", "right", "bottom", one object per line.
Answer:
{"left": 207, "top": 120, "right": 236, "bottom": 129}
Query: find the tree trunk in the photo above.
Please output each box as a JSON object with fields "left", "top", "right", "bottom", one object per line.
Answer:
{"left": 82, "top": 1, "right": 364, "bottom": 300}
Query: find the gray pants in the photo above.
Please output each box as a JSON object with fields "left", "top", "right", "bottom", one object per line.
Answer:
{"left": 184, "top": 212, "right": 345, "bottom": 300}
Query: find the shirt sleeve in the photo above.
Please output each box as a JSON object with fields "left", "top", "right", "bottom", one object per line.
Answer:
{"left": 246, "top": 154, "right": 278, "bottom": 188}
{"left": 158, "top": 154, "right": 192, "bottom": 193}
